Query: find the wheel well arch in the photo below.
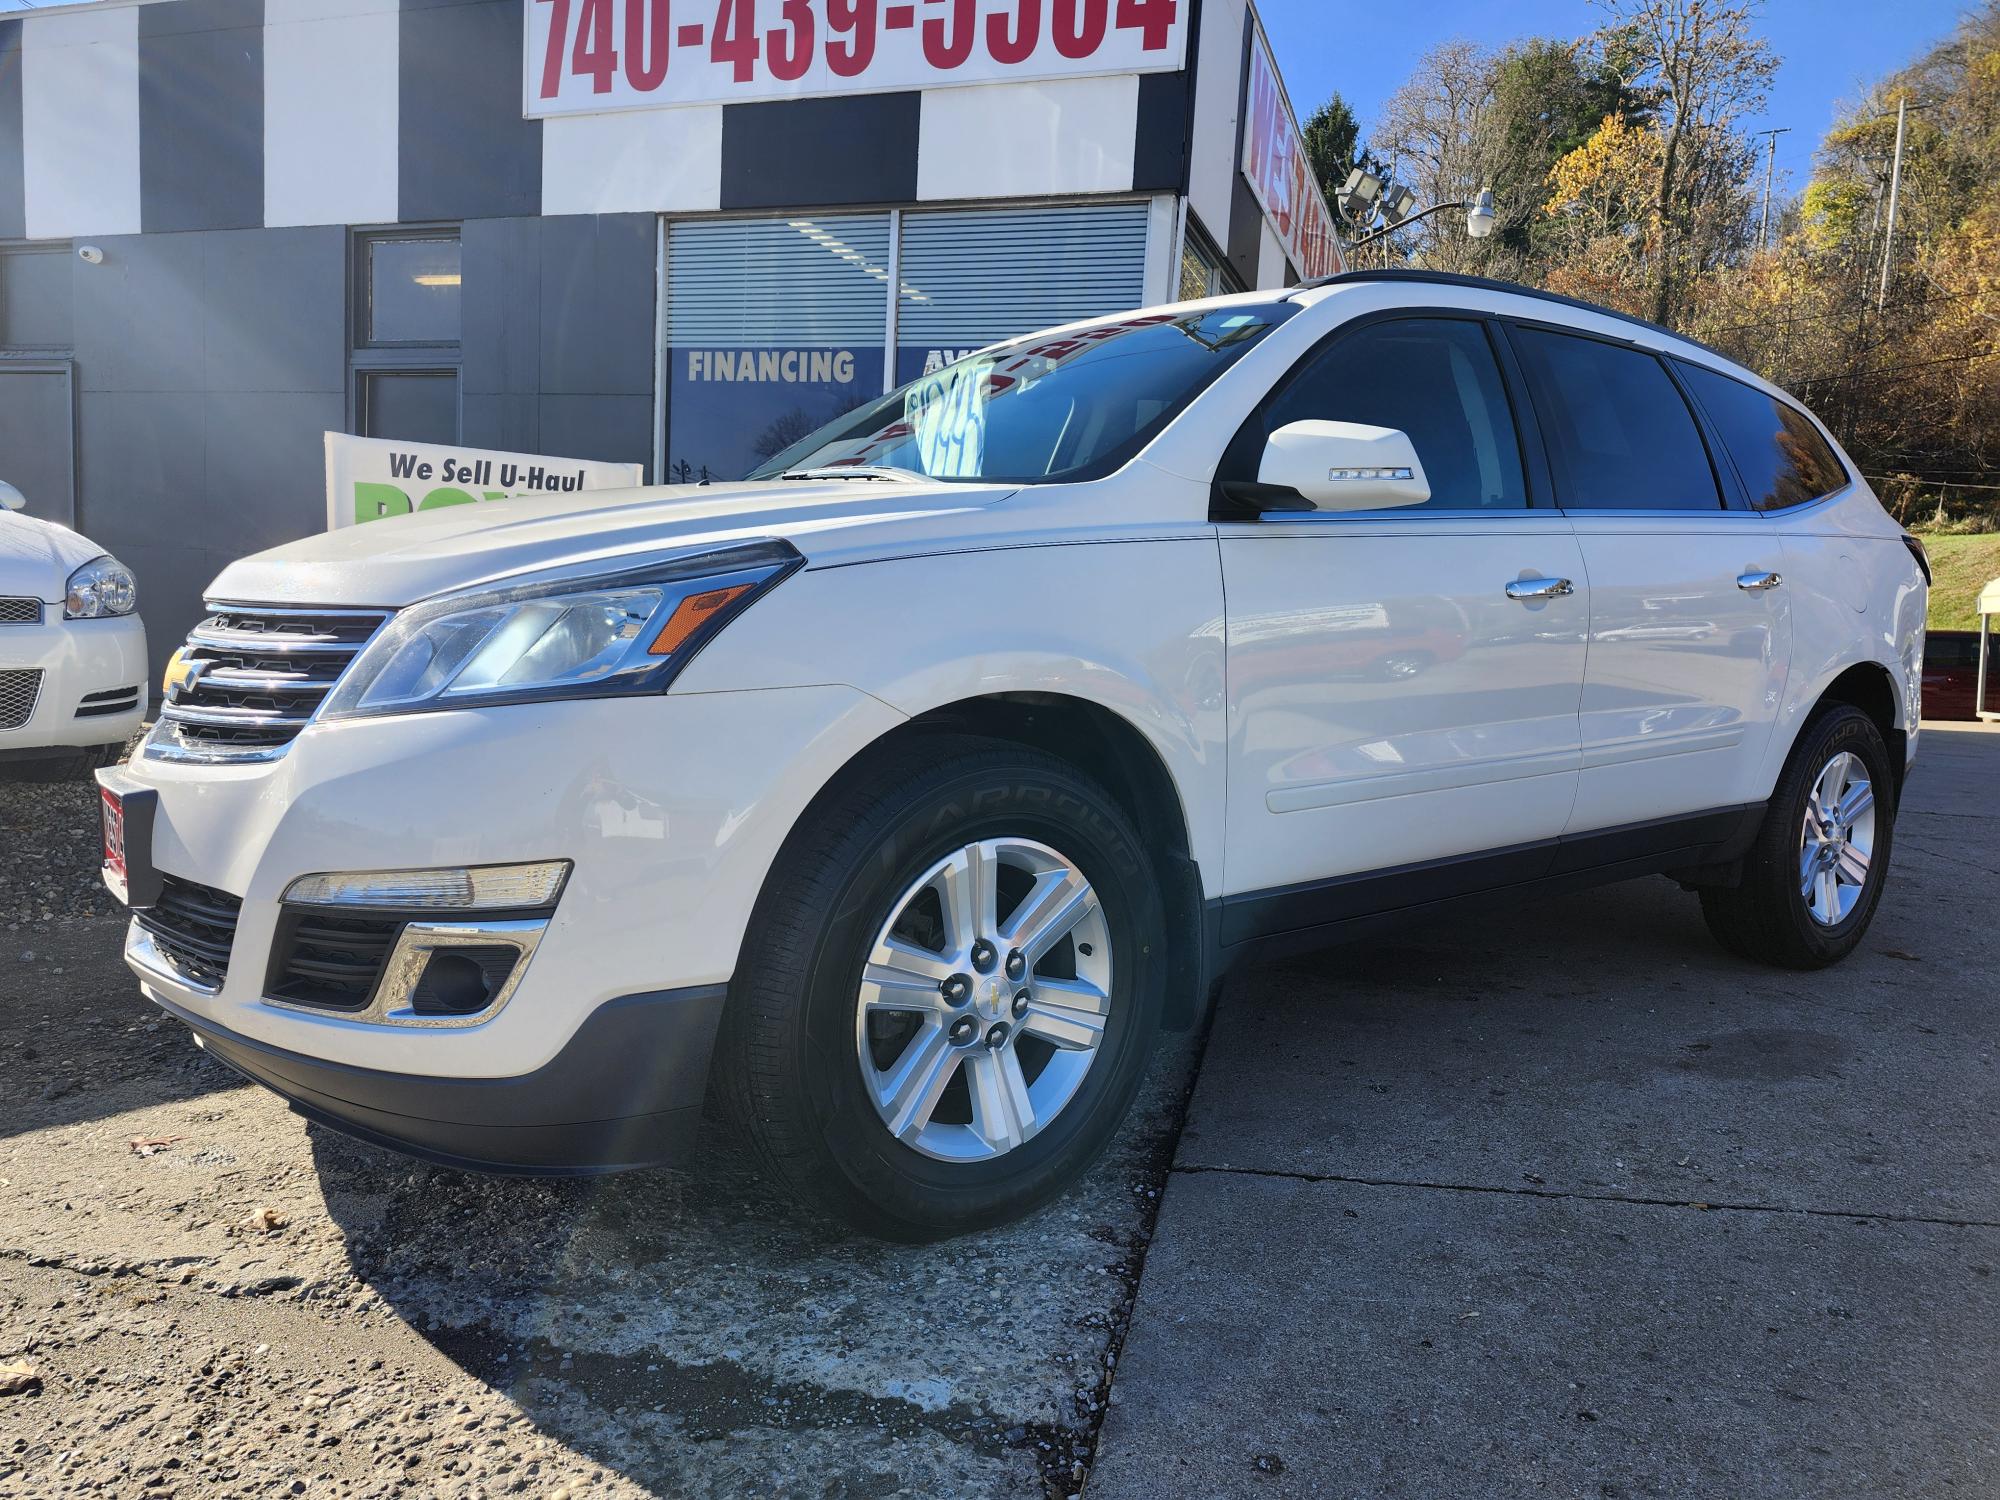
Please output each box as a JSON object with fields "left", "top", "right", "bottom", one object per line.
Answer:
{"left": 793, "top": 692, "right": 1213, "bottom": 1031}
{"left": 1811, "top": 661, "right": 1907, "bottom": 796}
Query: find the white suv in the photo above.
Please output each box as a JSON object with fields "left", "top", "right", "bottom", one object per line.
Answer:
{"left": 101, "top": 271, "right": 1928, "bottom": 1240}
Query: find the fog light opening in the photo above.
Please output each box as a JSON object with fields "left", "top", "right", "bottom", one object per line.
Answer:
{"left": 410, "top": 945, "right": 522, "bottom": 1017}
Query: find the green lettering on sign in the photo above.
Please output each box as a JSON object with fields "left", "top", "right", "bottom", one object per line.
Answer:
{"left": 353, "top": 483, "right": 411, "bottom": 524}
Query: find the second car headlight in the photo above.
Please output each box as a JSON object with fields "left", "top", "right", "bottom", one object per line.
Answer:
{"left": 66, "top": 555, "right": 138, "bottom": 619}
{"left": 320, "top": 540, "right": 801, "bottom": 720}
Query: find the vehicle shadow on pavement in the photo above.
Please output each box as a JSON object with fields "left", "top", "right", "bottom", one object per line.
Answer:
{"left": 297, "top": 1027, "right": 1203, "bottom": 1496}
{"left": 0, "top": 914, "right": 250, "bottom": 1142}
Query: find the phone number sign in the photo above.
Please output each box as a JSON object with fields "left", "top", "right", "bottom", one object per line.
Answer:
{"left": 526, "top": 0, "right": 1187, "bottom": 116}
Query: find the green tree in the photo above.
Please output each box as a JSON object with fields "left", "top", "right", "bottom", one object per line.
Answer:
{"left": 1486, "top": 38, "right": 1647, "bottom": 258}
{"left": 1301, "top": 93, "right": 1377, "bottom": 203}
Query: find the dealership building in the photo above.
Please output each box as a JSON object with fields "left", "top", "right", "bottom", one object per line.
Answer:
{"left": 0, "top": 0, "right": 1343, "bottom": 668}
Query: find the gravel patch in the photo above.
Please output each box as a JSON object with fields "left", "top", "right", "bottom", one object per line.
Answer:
{"left": 0, "top": 734, "right": 140, "bottom": 931}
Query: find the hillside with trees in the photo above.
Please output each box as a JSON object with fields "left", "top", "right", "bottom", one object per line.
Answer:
{"left": 1315, "top": 0, "right": 2000, "bottom": 534}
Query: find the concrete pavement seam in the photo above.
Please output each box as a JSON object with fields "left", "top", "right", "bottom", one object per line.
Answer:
{"left": 1168, "top": 1163, "right": 2000, "bottom": 1230}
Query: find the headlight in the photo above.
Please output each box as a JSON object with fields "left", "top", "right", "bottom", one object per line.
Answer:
{"left": 65, "top": 555, "right": 137, "bottom": 619}
{"left": 321, "top": 540, "right": 801, "bottom": 720}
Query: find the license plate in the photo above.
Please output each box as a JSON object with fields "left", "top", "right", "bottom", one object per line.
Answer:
{"left": 101, "top": 784, "right": 129, "bottom": 904}
{"left": 95, "top": 769, "right": 159, "bottom": 907}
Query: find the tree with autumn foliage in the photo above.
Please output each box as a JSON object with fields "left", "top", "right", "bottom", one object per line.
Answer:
{"left": 1328, "top": 0, "right": 2000, "bottom": 505}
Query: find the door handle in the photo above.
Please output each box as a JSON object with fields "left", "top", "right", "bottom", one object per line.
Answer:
{"left": 1505, "top": 577, "right": 1574, "bottom": 601}
{"left": 1737, "top": 570, "right": 1783, "bottom": 592}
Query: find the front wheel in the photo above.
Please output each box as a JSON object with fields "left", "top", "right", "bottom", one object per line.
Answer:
{"left": 713, "top": 734, "right": 1165, "bottom": 1240}
{"left": 1700, "top": 704, "right": 1897, "bottom": 969}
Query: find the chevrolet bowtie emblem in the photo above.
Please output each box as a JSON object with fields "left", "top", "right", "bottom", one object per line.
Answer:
{"left": 161, "top": 648, "right": 204, "bottom": 701}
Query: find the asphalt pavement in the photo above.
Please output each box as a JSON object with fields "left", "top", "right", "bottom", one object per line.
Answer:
{"left": 1090, "top": 722, "right": 2000, "bottom": 1498}
{"left": 3, "top": 725, "right": 1993, "bottom": 1497}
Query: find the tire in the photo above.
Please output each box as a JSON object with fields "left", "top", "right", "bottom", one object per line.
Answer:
{"left": 713, "top": 733, "right": 1166, "bottom": 1241}
{"left": 1700, "top": 704, "right": 1896, "bottom": 969}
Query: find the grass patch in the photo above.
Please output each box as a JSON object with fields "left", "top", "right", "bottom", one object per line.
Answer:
{"left": 1925, "top": 534, "right": 2000, "bottom": 632}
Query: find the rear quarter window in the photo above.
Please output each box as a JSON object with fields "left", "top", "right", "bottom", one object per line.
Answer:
{"left": 1675, "top": 360, "right": 1849, "bottom": 510}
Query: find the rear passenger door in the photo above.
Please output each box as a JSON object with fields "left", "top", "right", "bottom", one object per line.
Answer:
{"left": 1504, "top": 323, "right": 1792, "bottom": 835}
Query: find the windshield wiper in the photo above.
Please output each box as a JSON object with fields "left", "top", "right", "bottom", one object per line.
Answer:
{"left": 778, "top": 466, "right": 927, "bottom": 483}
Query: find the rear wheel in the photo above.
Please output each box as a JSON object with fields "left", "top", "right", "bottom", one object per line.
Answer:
{"left": 1700, "top": 704, "right": 1896, "bottom": 969}
{"left": 714, "top": 734, "right": 1165, "bottom": 1240}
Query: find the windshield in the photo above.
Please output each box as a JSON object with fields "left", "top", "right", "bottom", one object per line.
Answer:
{"left": 749, "top": 303, "right": 1298, "bottom": 484}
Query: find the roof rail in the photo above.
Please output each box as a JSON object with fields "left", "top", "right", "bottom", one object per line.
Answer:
{"left": 1289, "top": 267, "right": 1731, "bottom": 360}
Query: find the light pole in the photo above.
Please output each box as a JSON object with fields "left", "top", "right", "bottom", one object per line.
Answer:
{"left": 1348, "top": 192, "right": 1498, "bottom": 247}
{"left": 1336, "top": 166, "right": 1496, "bottom": 258}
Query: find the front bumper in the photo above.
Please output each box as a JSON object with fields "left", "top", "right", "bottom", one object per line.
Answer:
{"left": 0, "top": 612, "right": 148, "bottom": 756}
{"left": 109, "top": 685, "right": 905, "bottom": 1118}
{"left": 155, "top": 984, "right": 726, "bottom": 1173}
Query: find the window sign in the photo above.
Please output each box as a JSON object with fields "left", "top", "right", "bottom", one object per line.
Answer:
{"left": 666, "top": 215, "right": 890, "bottom": 482}
{"left": 906, "top": 357, "right": 996, "bottom": 477}
{"left": 528, "top": 0, "right": 1188, "bottom": 119}
{"left": 1240, "top": 20, "right": 1343, "bottom": 281}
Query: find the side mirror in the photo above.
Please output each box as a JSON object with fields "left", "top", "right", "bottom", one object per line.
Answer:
{"left": 0, "top": 481, "right": 25, "bottom": 513}
{"left": 1258, "top": 421, "right": 1431, "bottom": 512}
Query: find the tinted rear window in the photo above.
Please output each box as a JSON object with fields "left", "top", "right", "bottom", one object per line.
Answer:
{"left": 1676, "top": 360, "right": 1848, "bottom": 510}
{"left": 1510, "top": 326, "right": 1722, "bottom": 511}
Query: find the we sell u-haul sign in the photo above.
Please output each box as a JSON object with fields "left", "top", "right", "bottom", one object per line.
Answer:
{"left": 527, "top": 0, "right": 1188, "bottom": 117}
{"left": 325, "top": 434, "right": 643, "bottom": 529}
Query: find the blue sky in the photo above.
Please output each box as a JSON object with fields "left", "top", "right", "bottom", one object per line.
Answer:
{"left": 1257, "top": 0, "right": 1972, "bottom": 196}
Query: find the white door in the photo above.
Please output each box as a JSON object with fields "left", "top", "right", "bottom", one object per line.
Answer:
{"left": 1218, "top": 316, "right": 1590, "bottom": 914}
{"left": 1504, "top": 324, "right": 1791, "bottom": 833}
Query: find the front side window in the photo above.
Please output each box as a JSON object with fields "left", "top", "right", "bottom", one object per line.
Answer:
{"left": 751, "top": 304, "right": 1297, "bottom": 485}
{"left": 1675, "top": 360, "right": 1848, "bottom": 510}
{"left": 1248, "top": 317, "right": 1529, "bottom": 510}
{"left": 1510, "top": 326, "right": 1721, "bottom": 511}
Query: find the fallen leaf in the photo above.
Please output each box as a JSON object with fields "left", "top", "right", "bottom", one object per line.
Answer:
{"left": 0, "top": 1359, "right": 40, "bottom": 1397}
{"left": 241, "top": 1207, "right": 288, "bottom": 1235}
{"left": 1881, "top": 949, "right": 1922, "bottom": 962}
{"left": 128, "top": 1135, "right": 186, "bottom": 1158}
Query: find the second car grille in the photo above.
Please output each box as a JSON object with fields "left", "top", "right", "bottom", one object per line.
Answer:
{"left": 0, "top": 598, "right": 41, "bottom": 625}
{"left": 133, "top": 876, "right": 243, "bottom": 990}
{"left": 151, "top": 603, "right": 391, "bottom": 761}
{"left": 0, "top": 669, "right": 43, "bottom": 730}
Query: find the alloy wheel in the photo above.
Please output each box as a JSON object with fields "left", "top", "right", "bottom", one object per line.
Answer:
{"left": 854, "top": 837, "right": 1113, "bottom": 1163}
{"left": 1798, "top": 750, "right": 1876, "bottom": 926}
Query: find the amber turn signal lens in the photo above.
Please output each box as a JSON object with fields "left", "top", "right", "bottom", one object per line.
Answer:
{"left": 648, "top": 585, "right": 754, "bottom": 656}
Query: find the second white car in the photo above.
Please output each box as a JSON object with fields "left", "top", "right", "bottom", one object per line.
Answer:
{"left": 0, "top": 483, "right": 147, "bottom": 780}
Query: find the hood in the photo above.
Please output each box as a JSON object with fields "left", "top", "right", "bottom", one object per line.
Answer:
{"left": 0, "top": 513, "right": 110, "bottom": 601}
{"left": 207, "top": 479, "right": 1018, "bottom": 608}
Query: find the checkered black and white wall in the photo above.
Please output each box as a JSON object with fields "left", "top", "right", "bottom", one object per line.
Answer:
{"left": 0, "top": 0, "right": 1197, "bottom": 240}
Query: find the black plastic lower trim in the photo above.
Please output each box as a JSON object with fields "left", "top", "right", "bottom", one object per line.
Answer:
{"left": 149, "top": 984, "right": 729, "bottom": 1176}
{"left": 1215, "top": 803, "right": 1767, "bottom": 961}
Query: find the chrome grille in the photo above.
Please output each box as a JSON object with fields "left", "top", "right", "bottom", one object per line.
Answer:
{"left": 0, "top": 669, "right": 42, "bottom": 730}
{"left": 0, "top": 598, "right": 41, "bottom": 625}
{"left": 149, "top": 603, "right": 391, "bottom": 762}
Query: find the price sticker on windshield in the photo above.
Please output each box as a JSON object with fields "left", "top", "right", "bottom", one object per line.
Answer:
{"left": 527, "top": 0, "right": 1188, "bottom": 118}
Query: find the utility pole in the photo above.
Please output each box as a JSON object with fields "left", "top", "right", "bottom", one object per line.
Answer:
{"left": 1878, "top": 97, "right": 1908, "bottom": 311}
{"left": 1754, "top": 128, "right": 1790, "bottom": 251}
